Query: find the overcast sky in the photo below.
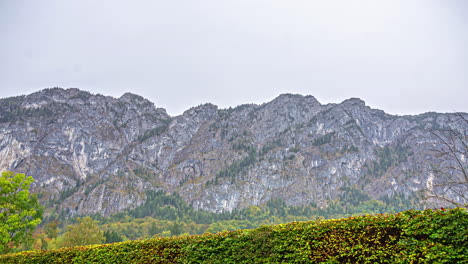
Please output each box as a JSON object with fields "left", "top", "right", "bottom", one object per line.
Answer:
{"left": 1, "top": 0, "right": 467, "bottom": 116}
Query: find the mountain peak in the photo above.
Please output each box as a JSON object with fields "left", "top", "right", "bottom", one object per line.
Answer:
{"left": 340, "top": 97, "right": 366, "bottom": 106}
{"left": 120, "top": 92, "right": 150, "bottom": 103}
{"left": 271, "top": 93, "right": 320, "bottom": 106}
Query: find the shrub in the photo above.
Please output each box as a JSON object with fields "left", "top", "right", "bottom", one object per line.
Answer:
{"left": 1, "top": 208, "right": 466, "bottom": 263}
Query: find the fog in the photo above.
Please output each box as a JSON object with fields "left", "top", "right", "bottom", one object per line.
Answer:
{"left": 1, "top": 0, "right": 467, "bottom": 115}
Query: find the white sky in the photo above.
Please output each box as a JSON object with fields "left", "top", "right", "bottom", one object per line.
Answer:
{"left": 1, "top": 0, "right": 467, "bottom": 116}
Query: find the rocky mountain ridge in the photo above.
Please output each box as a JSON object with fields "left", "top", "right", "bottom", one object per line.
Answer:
{"left": 0, "top": 88, "right": 466, "bottom": 216}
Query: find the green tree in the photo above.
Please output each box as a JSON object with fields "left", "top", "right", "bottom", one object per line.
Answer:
{"left": 103, "top": 230, "right": 123, "bottom": 244}
{"left": 44, "top": 220, "right": 59, "bottom": 240}
{"left": 60, "top": 217, "right": 104, "bottom": 247}
{"left": 148, "top": 222, "right": 160, "bottom": 237}
{"left": 169, "top": 221, "right": 183, "bottom": 236}
{"left": 0, "top": 171, "right": 43, "bottom": 254}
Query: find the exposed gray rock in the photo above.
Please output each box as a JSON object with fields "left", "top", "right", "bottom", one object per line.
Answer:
{"left": 0, "top": 88, "right": 466, "bottom": 216}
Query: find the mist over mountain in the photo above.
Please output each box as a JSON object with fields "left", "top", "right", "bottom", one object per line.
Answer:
{"left": 0, "top": 88, "right": 466, "bottom": 217}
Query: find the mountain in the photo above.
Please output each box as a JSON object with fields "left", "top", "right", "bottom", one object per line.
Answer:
{"left": 0, "top": 88, "right": 466, "bottom": 217}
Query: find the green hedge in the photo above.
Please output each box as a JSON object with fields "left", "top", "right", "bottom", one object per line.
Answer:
{"left": 1, "top": 208, "right": 467, "bottom": 263}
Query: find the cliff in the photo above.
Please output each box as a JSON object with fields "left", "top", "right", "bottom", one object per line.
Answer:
{"left": 0, "top": 88, "right": 466, "bottom": 216}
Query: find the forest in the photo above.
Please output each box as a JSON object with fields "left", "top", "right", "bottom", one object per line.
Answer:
{"left": 21, "top": 188, "right": 420, "bottom": 252}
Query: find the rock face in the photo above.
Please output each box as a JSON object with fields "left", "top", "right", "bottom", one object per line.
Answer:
{"left": 0, "top": 88, "right": 466, "bottom": 216}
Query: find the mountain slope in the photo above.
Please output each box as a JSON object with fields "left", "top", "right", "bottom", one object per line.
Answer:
{"left": 0, "top": 88, "right": 466, "bottom": 216}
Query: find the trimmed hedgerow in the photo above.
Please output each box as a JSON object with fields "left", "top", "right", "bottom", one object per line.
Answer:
{"left": 1, "top": 208, "right": 466, "bottom": 263}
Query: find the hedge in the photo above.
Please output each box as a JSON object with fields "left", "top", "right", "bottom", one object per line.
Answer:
{"left": 1, "top": 208, "right": 466, "bottom": 263}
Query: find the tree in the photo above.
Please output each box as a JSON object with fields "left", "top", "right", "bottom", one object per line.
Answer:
{"left": 169, "top": 221, "right": 183, "bottom": 236}
{"left": 0, "top": 171, "right": 43, "bottom": 253}
{"left": 44, "top": 220, "right": 60, "bottom": 240}
{"left": 426, "top": 114, "right": 468, "bottom": 208}
{"left": 103, "top": 230, "right": 123, "bottom": 244}
{"left": 60, "top": 217, "right": 104, "bottom": 247}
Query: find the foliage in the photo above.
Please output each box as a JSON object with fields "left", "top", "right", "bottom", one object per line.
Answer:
{"left": 58, "top": 185, "right": 80, "bottom": 202}
{"left": 1, "top": 209, "right": 466, "bottom": 263}
{"left": 0, "top": 171, "right": 43, "bottom": 254}
{"left": 0, "top": 99, "right": 73, "bottom": 123}
{"left": 85, "top": 189, "right": 421, "bottom": 244}
{"left": 216, "top": 147, "right": 257, "bottom": 181}
{"left": 0, "top": 96, "right": 25, "bottom": 123}
{"left": 137, "top": 120, "right": 170, "bottom": 142}
{"left": 313, "top": 132, "right": 335, "bottom": 146}
{"left": 26, "top": 187, "right": 422, "bottom": 252}
{"left": 59, "top": 217, "right": 104, "bottom": 248}
{"left": 365, "top": 143, "right": 411, "bottom": 178}
{"left": 104, "top": 230, "right": 124, "bottom": 244}
{"left": 124, "top": 190, "right": 231, "bottom": 223}
{"left": 339, "top": 186, "right": 370, "bottom": 207}
{"left": 44, "top": 220, "right": 60, "bottom": 240}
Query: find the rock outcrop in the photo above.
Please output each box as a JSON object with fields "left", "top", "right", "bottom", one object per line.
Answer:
{"left": 0, "top": 88, "right": 466, "bottom": 216}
